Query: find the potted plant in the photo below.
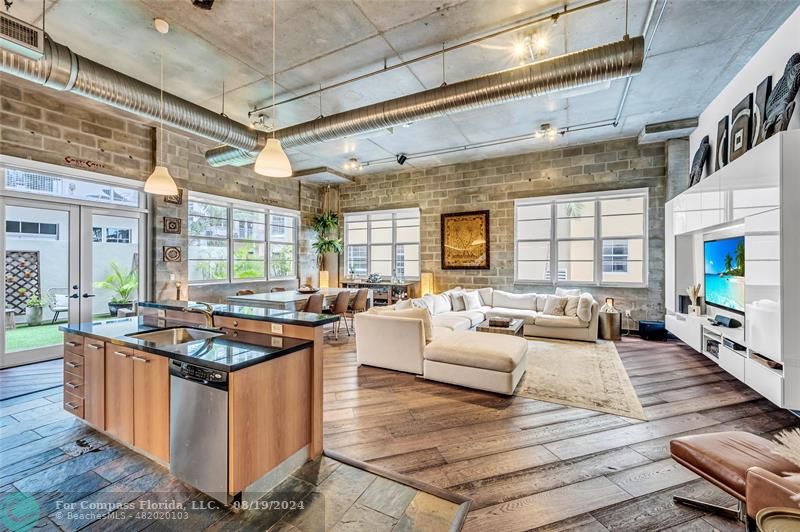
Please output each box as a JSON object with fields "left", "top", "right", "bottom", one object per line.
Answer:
{"left": 25, "top": 292, "right": 45, "bottom": 326}
{"left": 94, "top": 262, "right": 139, "bottom": 316}
{"left": 311, "top": 212, "right": 343, "bottom": 270}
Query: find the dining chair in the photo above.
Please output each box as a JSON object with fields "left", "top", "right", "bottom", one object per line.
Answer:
{"left": 271, "top": 287, "right": 286, "bottom": 293}
{"left": 326, "top": 291, "right": 351, "bottom": 339}
{"left": 235, "top": 289, "right": 255, "bottom": 296}
{"left": 347, "top": 288, "right": 369, "bottom": 333}
{"left": 303, "top": 293, "right": 323, "bottom": 314}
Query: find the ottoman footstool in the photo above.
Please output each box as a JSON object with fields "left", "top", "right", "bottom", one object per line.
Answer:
{"left": 423, "top": 331, "right": 528, "bottom": 394}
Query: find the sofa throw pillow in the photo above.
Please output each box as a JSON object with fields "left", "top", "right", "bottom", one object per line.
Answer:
{"left": 395, "top": 299, "right": 413, "bottom": 310}
{"left": 536, "top": 294, "right": 548, "bottom": 312}
{"left": 564, "top": 295, "right": 579, "bottom": 317}
{"left": 371, "top": 307, "right": 433, "bottom": 342}
{"left": 543, "top": 295, "right": 567, "bottom": 316}
{"left": 422, "top": 294, "right": 438, "bottom": 314}
{"left": 463, "top": 291, "right": 482, "bottom": 311}
{"left": 476, "top": 287, "right": 493, "bottom": 306}
{"left": 555, "top": 287, "right": 580, "bottom": 297}
{"left": 432, "top": 294, "right": 452, "bottom": 315}
{"left": 411, "top": 297, "right": 431, "bottom": 313}
{"left": 449, "top": 291, "right": 467, "bottom": 312}
{"left": 577, "top": 293, "right": 594, "bottom": 322}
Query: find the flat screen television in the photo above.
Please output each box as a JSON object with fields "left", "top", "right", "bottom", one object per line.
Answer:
{"left": 704, "top": 236, "right": 745, "bottom": 314}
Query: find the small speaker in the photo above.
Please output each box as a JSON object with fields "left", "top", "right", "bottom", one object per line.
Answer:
{"left": 714, "top": 315, "right": 742, "bottom": 328}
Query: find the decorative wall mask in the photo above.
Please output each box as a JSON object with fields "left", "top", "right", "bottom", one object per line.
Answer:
{"left": 163, "top": 217, "right": 182, "bottom": 234}
{"left": 716, "top": 117, "right": 728, "bottom": 171}
{"left": 163, "top": 188, "right": 184, "bottom": 205}
{"left": 753, "top": 76, "right": 772, "bottom": 147}
{"left": 689, "top": 136, "right": 710, "bottom": 187}
{"left": 730, "top": 93, "right": 753, "bottom": 162}
{"left": 163, "top": 246, "right": 182, "bottom": 262}
{"left": 763, "top": 53, "right": 800, "bottom": 140}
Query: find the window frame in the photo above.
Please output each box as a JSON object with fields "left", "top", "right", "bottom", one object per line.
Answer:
{"left": 514, "top": 188, "right": 648, "bottom": 288}
{"left": 343, "top": 208, "right": 421, "bottom": 281}
{"left": 188, "top": 192, "right": 299, "bottom": 285}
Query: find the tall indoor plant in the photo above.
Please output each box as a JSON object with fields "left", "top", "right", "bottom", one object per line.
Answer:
{"left": 311, "top": 212, "right": 343, "bottom": 271}
{"left": 94, "top": 262, "right": 139, "bottom": 316}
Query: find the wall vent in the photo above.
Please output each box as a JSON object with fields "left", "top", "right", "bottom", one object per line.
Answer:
{"left": 0, "top": 13, "right": 43, "bottom": 60}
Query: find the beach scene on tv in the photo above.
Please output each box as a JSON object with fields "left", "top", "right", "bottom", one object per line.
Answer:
{"left": 704, "top": 236, "right": 745, "bottom": 313}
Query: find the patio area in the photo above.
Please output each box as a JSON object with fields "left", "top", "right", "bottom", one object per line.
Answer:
{"left": 5, "top": 314, "right": 111, "bottom": 353}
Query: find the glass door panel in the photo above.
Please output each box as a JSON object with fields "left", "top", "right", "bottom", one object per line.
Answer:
{"left": 2, "top": 200, "right": 79, "bottom": 366}
{"left": 81, "top": 211, "right": 146, "bottom": 322}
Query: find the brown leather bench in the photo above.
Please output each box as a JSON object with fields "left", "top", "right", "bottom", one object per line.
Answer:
{"left": 671, "top": 431, "right": 799, "bottom": 530}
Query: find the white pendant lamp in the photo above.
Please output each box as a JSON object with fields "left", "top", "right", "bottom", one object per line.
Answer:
{"left": 145, "top": 19, "right": 179, "bottom": 196}
{"left": 255, "top": 0, "right": 292, "bottom": 178}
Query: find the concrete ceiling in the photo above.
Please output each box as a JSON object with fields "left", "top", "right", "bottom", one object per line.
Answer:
{"left": 9, "top": 0, "right": 799, "bottom": 174}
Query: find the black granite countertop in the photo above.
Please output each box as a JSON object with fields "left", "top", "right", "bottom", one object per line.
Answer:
{"left": 60, "top": 317, "right": 314, "bottom": 372}
{"left": 138, "top": 300, "right": 339, "bottom": 327}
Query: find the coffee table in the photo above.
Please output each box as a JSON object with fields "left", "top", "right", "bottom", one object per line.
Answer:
{"left": 476, "top": 318, "right": 524, "bottom": 336}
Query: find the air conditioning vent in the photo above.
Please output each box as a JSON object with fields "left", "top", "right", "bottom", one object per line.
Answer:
{"left": 0, "top": 13, "right": 44, "bottom": 60}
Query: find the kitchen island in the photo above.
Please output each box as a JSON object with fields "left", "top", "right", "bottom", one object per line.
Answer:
{"left": 59, "top": 302, "right": 338, "bottom": 505}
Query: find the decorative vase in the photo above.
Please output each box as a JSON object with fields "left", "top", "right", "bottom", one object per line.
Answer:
{"left": 688, "top": 305, "right": 701, "bottom": 316}
{"left": 26, "top": 306, "right": 42, "bottom": 326}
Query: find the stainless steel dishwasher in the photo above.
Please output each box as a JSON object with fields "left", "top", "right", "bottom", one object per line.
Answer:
{"left": 169, "top": 359, "right": 230, "bottom": 503}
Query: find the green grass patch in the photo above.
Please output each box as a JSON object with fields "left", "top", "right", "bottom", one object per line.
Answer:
{"left": 6, "top": 322, "right": 64, "bottom": 352}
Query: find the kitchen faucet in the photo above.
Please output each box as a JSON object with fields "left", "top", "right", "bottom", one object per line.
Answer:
{"left": 183, "top": 302, "right": 215, "bottom": 328}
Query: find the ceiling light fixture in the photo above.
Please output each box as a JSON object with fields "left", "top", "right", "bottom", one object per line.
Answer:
{"left": 144, "top": 19, "right": 178, "bottom": 196}
{"left": 535, "top": 123, "right": 558, "bottom": 141}
{"left": 344, "top": 158, "right": 363, "bottom": 171}
{"left": 254, "top": 0, "right": 292, "bottom": 178}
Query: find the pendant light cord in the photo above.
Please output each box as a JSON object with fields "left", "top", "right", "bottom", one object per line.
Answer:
{"left": 160, "top": 39, "right": 164, "bottom": 166}
{"left": 272, "top": 0, "right": 277, "bottom": 138}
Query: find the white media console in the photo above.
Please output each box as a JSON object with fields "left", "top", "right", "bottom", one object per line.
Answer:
{"left": 665, "top": 131, "right": 800, "bottom": 409}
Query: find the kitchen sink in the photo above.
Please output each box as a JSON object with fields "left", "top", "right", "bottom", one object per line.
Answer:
{"left": 126, "top": 327, "right": 224, "bottom": 345}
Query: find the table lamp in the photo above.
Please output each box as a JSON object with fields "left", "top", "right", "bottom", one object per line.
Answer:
{"left": 420, "top": 272, "right": 434, "bottom": 296}
{"left": 319, "top": 270, "right": 329, "bottom": 289}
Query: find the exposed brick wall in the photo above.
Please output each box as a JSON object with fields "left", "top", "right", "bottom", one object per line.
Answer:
{"left": 1, "top": 74, "right": 321, "bottom": 303}
{"left": 338, "top": 138, "right": 670, "bottom": 322}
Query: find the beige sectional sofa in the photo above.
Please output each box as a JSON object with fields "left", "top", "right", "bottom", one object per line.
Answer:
{"left": 354, "top": 287, "right": 599, "bottom": 395}
{"left": 396, "top": 287, "right": 599, "bottom": 342}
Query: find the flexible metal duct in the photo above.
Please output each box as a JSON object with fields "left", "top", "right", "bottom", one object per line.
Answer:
{"left": 1, "top": 35, "right": 260, "bottom": 152}
{"left": 205, "top": 35, "right": 645, "bottom": 168}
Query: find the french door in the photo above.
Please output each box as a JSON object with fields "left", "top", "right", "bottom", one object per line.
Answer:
{"left": 1, "top": 198, "right": 147, "bottom": 368}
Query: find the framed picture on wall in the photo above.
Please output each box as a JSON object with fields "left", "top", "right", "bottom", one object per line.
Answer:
{"left": 441, "top": 210, "right": 490, "bottom": 270}
{"left": 753, "top": 76, "right": 772, "bottom": 147}
{"left": 163, "top": 216, "right": 182, "bottom": 234}
{"left": 715, "top": 116, "right": 728, "bottom": 171}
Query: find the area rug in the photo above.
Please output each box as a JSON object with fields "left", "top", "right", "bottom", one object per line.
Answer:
{"left": 515, "top": 338, "right": 647, "bottom": 421}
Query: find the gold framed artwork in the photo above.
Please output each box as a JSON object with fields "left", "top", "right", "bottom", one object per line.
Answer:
{"left": 441, "top": 210, "right": 490, "bottom": 270}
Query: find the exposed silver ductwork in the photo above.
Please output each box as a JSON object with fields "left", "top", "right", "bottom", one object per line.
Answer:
{"left": 1, "top": 32, "right": 643, "bottom": 171}
{"left": 205, "top": 36, "right": 645, "bottom": 168}
{"left": 1, "top": 35, "right": 261, "bottom": 152}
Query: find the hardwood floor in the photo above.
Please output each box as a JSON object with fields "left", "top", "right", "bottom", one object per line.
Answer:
{"left": 322, "top": 335, "right": 800, "bottom": 531}
{"left": 1, "top": 335, "right": 797, "bottom": 531}
{"left": 0, "top": 358, "right": 63, "bottom": 400}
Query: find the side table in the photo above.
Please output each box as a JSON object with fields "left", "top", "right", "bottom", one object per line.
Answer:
{"left": 599, "top": 311, "right": 621, "bottom": 341}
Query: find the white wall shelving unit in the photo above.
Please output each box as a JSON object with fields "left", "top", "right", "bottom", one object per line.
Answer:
{"left": 665, "top": 131, "right": 800, "bottom": 409}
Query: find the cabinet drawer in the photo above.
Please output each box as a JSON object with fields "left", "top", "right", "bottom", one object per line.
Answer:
{"left": 64, "top": 391, "right": 84, "bottom": 418}
{"left": 64, "top": 333, "right": 84, "bottom": 353}
{"left": 215, "top": 315, "right": 273, "bottom": 334}
{"left": 106, "top": 344, "right": 134, "bottom": 358}
{"left": 83, "top": 339, "right": 105, "bottom": 355}
{"left": 718, "top": 345, "right": 745, "bottom": 382}
{"left": 745, "top": 358, "right": 783, "bottom": 407}
{"left": 63, "top": 374, "right": 85, "bottom": 398}
{"left": 64, "top": 351, "right": 85, "bottom": 378}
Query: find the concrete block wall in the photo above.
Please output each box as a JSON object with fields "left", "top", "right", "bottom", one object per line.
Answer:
{"left": 338, "top": 137, "right": 671, "bottom": 323}
{"left": 1, "top": 74, "right": 321, "bottom": 303}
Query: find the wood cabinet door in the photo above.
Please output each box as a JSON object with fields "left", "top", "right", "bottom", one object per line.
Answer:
{"left": 132, "top": 351, "right": 170, "bottom": 463}
{"left": 104, "top": 346, "right": 134, "bottom": 443}
{"left": 83, "top": 340, "right": 105, "bottom": 429}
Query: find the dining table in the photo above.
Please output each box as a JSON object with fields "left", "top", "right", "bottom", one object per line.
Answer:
{"left": 226, "top": 287, "right": 373, "bottom": 311}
